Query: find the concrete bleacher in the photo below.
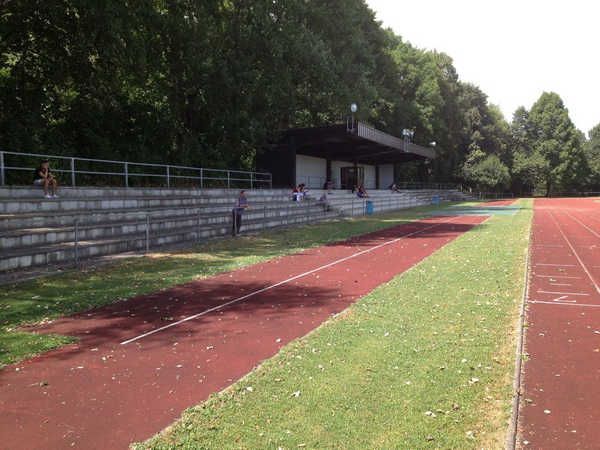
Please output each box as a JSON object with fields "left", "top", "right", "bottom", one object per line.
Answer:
{"left": 0, "top": 186, "right": 472, "bottom": 281}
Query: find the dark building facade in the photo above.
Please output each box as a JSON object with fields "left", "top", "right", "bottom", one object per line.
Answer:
{"left": 258, "top": 122, "right": 436, "bottom": 190}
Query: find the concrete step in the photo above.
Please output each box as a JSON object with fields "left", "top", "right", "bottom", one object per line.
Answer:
{"left": 0, "top": 207, "right": 341, "bottom": 272}
{"left": 0, "top": 186, "right": 472, "bottom": 277}
{"left": 0, "top": 199, "right": 314, "bottom": 231}
{"left": 0, "top": 204, "right": 337, "bottom": 250}
{"left": 0, "top": 194, "right": 298, "bottom": 215}
{"left": 0, "top": 186, "right": 293, "bottom": 199}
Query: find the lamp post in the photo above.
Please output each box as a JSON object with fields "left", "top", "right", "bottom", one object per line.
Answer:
{"left": 402, "top": 128, "right": 414, "bottom": 152}
{"left": 347, "top": 103, "right": 357, "bottom": 133}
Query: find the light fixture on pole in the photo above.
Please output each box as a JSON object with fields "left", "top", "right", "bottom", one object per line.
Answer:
{"left": 402, "top": 128, "right": 414, "bottom": 152}
{"left": 347, "top": 103, "right": 358, "bottom": 133}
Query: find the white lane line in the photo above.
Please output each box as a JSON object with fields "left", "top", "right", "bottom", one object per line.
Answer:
{"left": 528, "top": 300, "right": 600, "bottom": 308}
{"left": 536, "top": 275, "right": 581, "bottom": 279}
{"left": 121, "top": 218, "right": 459, "bottom": 345}
{"left": 549, "top": 283, "right": 572, "bottom": 286}
{"left": 548, "top": 208, "right": 600, "bottom": 295}
{"left": 535, "top": 263, "right": 575, "bottom": 267}
{"left": 537, "top": 290, "right": 589, "bottom": 296}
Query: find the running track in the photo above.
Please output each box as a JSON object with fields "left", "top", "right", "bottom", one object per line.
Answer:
{"left": 1, "top": 213, "right": 494, "bottom": 449}
{"left": 517, "top": 198, "right": 600, "bottom": 449}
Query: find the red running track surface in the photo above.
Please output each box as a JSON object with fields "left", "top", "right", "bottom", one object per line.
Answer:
{"left": 518, "top": 198, "right": 600, "bottom": 449}
{"left": 1, "top": 213, "right": 492, "bottom": 449}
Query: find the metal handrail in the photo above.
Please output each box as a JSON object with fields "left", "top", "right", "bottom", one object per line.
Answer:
{"left": 396, "top": 181, "right": 463, "bottom": 191}
{"left": 0, "top": 151, "right": 272, "bottom": 189}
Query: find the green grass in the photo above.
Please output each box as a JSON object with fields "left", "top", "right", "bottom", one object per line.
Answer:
{"left": 0, "top": 204, "right": 443, "bottom": 367}
{"left": 1, "top": 199, "right": 532, "bottom": 449}
{"left": 131, "top": 198, "right": 531, "bottom": 449}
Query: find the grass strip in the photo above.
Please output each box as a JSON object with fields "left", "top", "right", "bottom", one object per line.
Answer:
{"left": 133, "top": 198, "right": 532, "bottom": 449}
{"left": 1, "top": 204, "right": 444, "bottom": 367}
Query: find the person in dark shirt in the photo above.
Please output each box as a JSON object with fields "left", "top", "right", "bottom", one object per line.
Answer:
{"left": 356, "top": 183, "right": 369, "bottom": 198}
{"left": 232, "top": 190, "right": 249, "bottom": 236}
{"left": 33, "top": 160, "right": 59, "bottom": 199}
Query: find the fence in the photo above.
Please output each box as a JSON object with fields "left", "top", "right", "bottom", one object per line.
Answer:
{"left": 396, "top": 181, "right": 465, "bottom": 190}
{"left": 0, "top": 151, "right": 272, "bottom": 189}
{"left": 14, "top": 195, "right": 422, "bottom": 270}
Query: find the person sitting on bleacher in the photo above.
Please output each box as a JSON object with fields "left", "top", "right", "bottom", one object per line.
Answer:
{"left": 356, "top": 183, "right": 369, "bottom": 198}
{"left": 388, "top": 182, "right": 398, "bottom": 193}
{"left": 292, "top": 183, "right": 307, "bottom": 201}
{"left": 33, "top": 160, "right": 59, "bottom": 199}
{"left": 318, "top": 193, "right": 332, "bottom": 211}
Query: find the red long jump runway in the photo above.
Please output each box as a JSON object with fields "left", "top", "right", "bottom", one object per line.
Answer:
{"left": 518, "top": 198, "right": 600, "bottom": 449}
{"left": 1, "top": 213, "right": 491, "bottom": 450}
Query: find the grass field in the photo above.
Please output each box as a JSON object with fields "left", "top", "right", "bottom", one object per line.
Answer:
{"left": 0, "top": 199, "right": 532, "bottom": 448}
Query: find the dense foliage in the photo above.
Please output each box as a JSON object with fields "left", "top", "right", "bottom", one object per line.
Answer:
{"left": 1, "top": 0, "right": 598, "bottom": 193}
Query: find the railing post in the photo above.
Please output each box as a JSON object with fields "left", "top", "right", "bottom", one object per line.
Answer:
{"left": 199, "top": 168, "right": 203, "bottom": 188}
{"left": 196, "top": 209, "right": 201, "bottom": 244}
{"left": 124, "top": 162, "right": 129, "bottom": 188}
{"left": 263, "top": 205, "right": 266, "bottom": 231}
{"left": 227, "top": 171, "right": 231, "bottom": 189}
{"left": 70, "top": 158, "right": 76, "bottom": 187}
{"left": 166, "top": 166, "right": 170, "bottom": 188}
{"left": 74, "top": 217, "right": 79, "bottom": 268}
{"left": 146, "top": 214, "right": 150, "bottom": 254}
{"left": 0, "top": 151, "right": 5, "bottom": 185}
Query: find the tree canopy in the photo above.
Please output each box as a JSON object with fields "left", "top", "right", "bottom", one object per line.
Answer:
{"left": 1, "top": 0, "right": 598, "bottom": 192}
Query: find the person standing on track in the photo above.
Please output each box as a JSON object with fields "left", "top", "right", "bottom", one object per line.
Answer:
{"left": 232, "top": 190, "right": 249, "bottom": 237}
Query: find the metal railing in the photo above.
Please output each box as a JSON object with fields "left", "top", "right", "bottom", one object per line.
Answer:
{"left": 0, "top": 151, "right": 272, "bottom": 189}
{"left": 63, "top": 195, "right": 420, "bottom": 268}
{"left": 396, "top": 182, "right": 464, "bottom": 190}
{"left": 296, "top": 175, "right": 379, "bottom": 191}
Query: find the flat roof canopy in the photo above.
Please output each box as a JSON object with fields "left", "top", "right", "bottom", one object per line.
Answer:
{"left": 283, "top": 122, "right": 435, "bottom": 165}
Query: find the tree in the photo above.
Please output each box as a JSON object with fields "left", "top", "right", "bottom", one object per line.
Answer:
{"left": 456, "top": 83, "right": 510, "bottom": 190}
{"left": 461, "top": 152, "right": 510, "bottom": 192}
{"left": 582, "top": 123, "right": 600, "bottom": 190}
{"left": 526, "top": 92, "right": 585, "bottom": 194}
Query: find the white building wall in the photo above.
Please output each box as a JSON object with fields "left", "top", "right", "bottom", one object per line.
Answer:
{"left": 379, "top": 165, "right": 394, "bottom": 189}
{"left": 363, "top": 165, "right": 376, "bottom": 189}
{"left": 295, "top": 155, "right": 326, "bottom": 189}
{"left": 331, "top": 160, "right": 348, "bottom": 189}
{"left": 296, "top": 154, "right": 394, "bottom": 190}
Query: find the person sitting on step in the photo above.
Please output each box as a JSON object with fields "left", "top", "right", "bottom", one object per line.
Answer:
{"left": 33, "top": 160, "right": 59, "bottom": 199}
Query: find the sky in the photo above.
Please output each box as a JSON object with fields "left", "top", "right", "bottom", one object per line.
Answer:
{"left": 365, "top": 0, "right": 600, "bottom": 134}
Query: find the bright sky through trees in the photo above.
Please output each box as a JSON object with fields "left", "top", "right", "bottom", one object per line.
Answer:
{"left": 366, "top": 0, "right": 600, "bottom": 134}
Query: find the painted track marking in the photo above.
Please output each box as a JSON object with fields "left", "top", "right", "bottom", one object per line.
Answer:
{"left": 546, "top": 206, "right": 600, "bottom": 295}
{"left": 528, "top": 300, "right": 600, "bottom": 308}
{"left": 121, "top": 217, "right": 459, "bottom": 345}
{"left": 536, "top": 290, "right": 589, "bottom": 296}
{"left": 536, "top": 275, "right": 580, "bottom": 279}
